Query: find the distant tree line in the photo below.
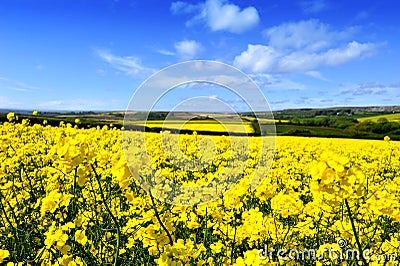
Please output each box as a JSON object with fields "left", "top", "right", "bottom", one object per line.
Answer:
{"left": 274, "top": 109, "right": 354, "bottom": 120}
{"left": 287, "top": 116, "right": 400, "bottom": 134}
{"left": 352, "top": 118, "right": 400, "bottom": 134}
{"left": 289, "top": 116, "right": 358, "bottom": 129}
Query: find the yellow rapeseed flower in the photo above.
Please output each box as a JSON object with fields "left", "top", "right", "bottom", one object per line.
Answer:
{"left": 6, "top": 112, "right": 15, "bottom": 121}
{"left": 0, "top": 249, "right": 10, "bottom": 263}
{"left": 75, "top": 230, "right": 88, "bottom": 246}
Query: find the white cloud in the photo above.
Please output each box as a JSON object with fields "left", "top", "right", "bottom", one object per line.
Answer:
{"left": 39, "top": 100, "right": 63, "bottom": 107}
{"left": 300, "top": 0, "right": 329, "bottom": 14}
{"left": 171, "top": 0, "right": 260, "bottom": 33}
{"left": 0, "top": 77, "right": 44, "bottom": 92}
{"left": 263, "top": 19, "right": 355, "bottom": 52}
{"left": 174, "top": 40, "right": 203, "bottom": 60}
{"left": 233, "top": 45, "right": 280, "bottom": 73}
{"left": 234, "top": 20, "right": 378, "bottom": 74}
{"left": 9, "top": 87, "right": 29, "bottom": 92}
{"left": 170, "top": 1, "right": 198, "bottom": 14}
{"left": 157, "top": 49, "right": 176, "bottom": 56}
{"left": 339, "top": 82, "right": 397, "bottom": 96}
{"left": 276, "top": 41, "right": 376, "bottom": 72}
{"left": 305, "top": 70, "right": 329, "bottom": 81}
{"left": 248, "top": 73, "right": 307, "bottom": 92}
{"left": 0, "top": 96, "right": 20, "bottom": 108}
{"left": 38, "top": 98, "right": 121, "bottom": 111}
{"left": 96, "top": 49, "right": 155, "bottom": 75}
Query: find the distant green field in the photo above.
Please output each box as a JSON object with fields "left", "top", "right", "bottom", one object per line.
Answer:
{"left": 358, "top": 113, "right": 400, "bottom": 123}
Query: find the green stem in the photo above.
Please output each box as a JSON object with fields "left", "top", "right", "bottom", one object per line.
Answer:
{"left": 0, "top": 192, "right": 14, "bottom": 230}
{"left": 149, "top": 191, "right": 173, "bottom": 245}
{"left": 344, "top": 198, "right": 368, "bottom": 266}
{"left": 203, "top": 207, "right": 208, "bottom": 245}
{"left": 230, "top": 217, "right": 237, "bottom": 265}
{"left": 91, "top": 164, "right": 121, "bottom": 266}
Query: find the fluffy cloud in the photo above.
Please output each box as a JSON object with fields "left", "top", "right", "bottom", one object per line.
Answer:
{"left": 276, "top": 41, "right": 376, "bottom": 72}
{"left": 174, "top": 40, "right": 203, "bottom": 60}
{"left": 340, "top": 82, "right": 393, "bottom": 96}
{"left": 390, "top": 82, "right": 400, "bottom": 88}
{"left": 234, "top": 20, "right": 378, "bottom": 74}
{"left": 171, "top": 0, "right": 259, "bottom": 33}
{"left": 300, "top": 0, "right": 329, "bottom": 14}
{"left": 0, "top": 77, "right": 44, "bottom": 92}
{"left": 157, "top": 49, "right": 175, "bottom": 56}
{"left": 263, "top": 19, "right": 354, "bottom": 52}
{"left": 38, "top": 98, "right": 121, "bottom": 111}
{"left": 96, "top": 49, "right": 155, "bottom": 76}
{"left": 305, "top": 71, "right": 328, "bottom": 81}
{"left": 248, "top": 73, "right": 307, "bottom": 92}
{"left": 233, "top": 45, "right": 280, "bottom": 73}
{"left": 359, "top": 82, "right": 385, "bottom": 89}
{"left": 0, "top": 96, "right": 20, "bottom": 108}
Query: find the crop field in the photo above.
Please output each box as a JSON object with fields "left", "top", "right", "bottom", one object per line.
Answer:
{"left": 128, "top": 119, "right": 255, "bottom": 134}
{"left": 241, "top": 117, "right": 289, "bottom": 124}
{"left": 358, "top": 113, "right": 400, "bottom": 123}
{"left": 1, "top": 115, "right": 400, "bottom": 265}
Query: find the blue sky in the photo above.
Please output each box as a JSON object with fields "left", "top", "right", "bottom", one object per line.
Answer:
{"left": 0, "top": 0, "right": 399, "bottom": 111}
